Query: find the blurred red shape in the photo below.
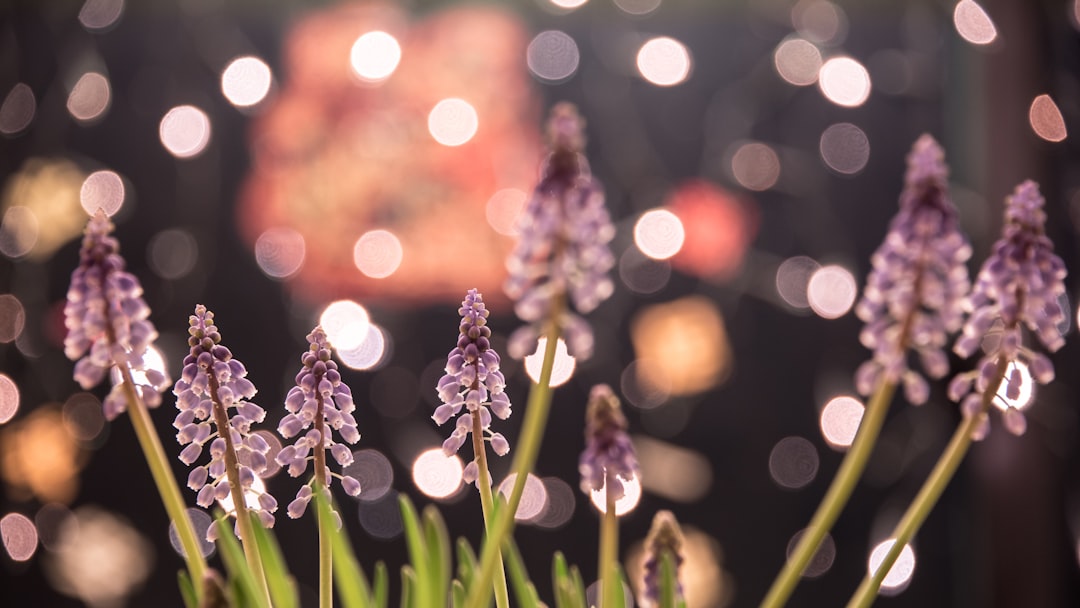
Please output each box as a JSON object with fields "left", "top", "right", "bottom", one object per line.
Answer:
{"left": 667, "top": 180, "right": 758, "bottom": 281}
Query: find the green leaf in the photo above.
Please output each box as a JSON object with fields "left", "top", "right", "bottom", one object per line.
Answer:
{"left": 178, "top": 569, "right": 198, "bottom": 608}
{"left": 372, "top": 561, "right": 389, "bottom": 608}
{"left": 213, "top": 512, "right": 267, "bottom": 608}
{"left": 552, "top": 553, "right": 586, "bottom": 608}
{"left": 401, "top": 565, "right": 417, "bottom": 608}
{"left": 451, "top": 580, "right": 466, "bottom": 608}
{"left": 399, "top": 496, "right": 432, "bottom": 607}
{"left": 608, "top": 565, "right": 627, "bottom": 608}
{"left": 313, "top": 489, "right": 373, "bottom": 608}
{"left": 423, "top": 505, "right": 452, "bottom": 601}
{"left": 502, "top": 536, "right": 541, "bottom": 608}
{"left": 249, "top": 513, "right": 298, "bottom": 608}
{"left": 456, "top": 538, "right": 478, "bottom": 589}
{"left": 659, "top": 550, "right": 677, "bottom": 608}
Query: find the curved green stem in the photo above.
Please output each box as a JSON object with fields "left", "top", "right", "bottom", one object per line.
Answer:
{"left": 761, "top": 378, "right": 897, "bottom": 608}
{"left": 465, "top": 317, "right": 561, "bottom": 608}
{"left": 472, "top": 414, "right": 511, "bottom": 608}
{"left": 314, "top": 396, "right": 333, "bottom": 608}
{"left": 599, "top": 471, "right": 619, "bottom": 608}
{"left": 846, "top": 357, "right": 1008, "bottom": 608}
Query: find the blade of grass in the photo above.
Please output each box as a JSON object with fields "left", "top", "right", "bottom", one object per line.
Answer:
{"left": 457, "top": 538, "right": 478, "bottom": 589}
{"left": 250, "top": 514, "right": 298, "bottom": 608}
{"left": 178, "top": 569, "right": 197, "bottom": 608}
{"left": 372, "top": 562, "right": 389, "bottom": 608}
{"left": 423, "top": 505, "right": 452, "bottom": 600}
{"left": 502, "top": 536, "right": 542, "bottom": 608}
{"left": 213, "top": 512, "right": 267, "bottom": 608}
{"left": 313, "top": 490, "right": 374, "bottom": 608}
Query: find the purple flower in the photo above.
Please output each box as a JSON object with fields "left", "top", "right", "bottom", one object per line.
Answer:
{"left": 640, "top": 510, "right": 685, "bottom": 608}
{"left": 949, "top": 181, "right": 1067, "bottom": 437}
{"left": 579, "top": 384, "right": 638, "bottom": 501}
{"left": 276, "top": 326, "right": 361, "bottom": 519}
{"left": 853, "top": 135, "right": 972, "bottom": 405}
{"left": 505, "top": 103, "right": 615, "bottom": 361}
{"left": 64, "top": 210, "right": 170, "bottom": 420}
{"left": 173, "top": 306, "right": 276, "bottom": 534}
{"left": 433, "top": 289, "right": 510, "bottom": 485}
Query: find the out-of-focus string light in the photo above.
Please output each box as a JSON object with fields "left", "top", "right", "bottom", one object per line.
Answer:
{"left": 67, "top": 73, "right": 111, "bottom": 123}
{"left": 589, "top": 474, "right": 642, "bottom": 516}
{"left": 0, "top": 206, "right": 39, "bottom": 259}
{"left": 868, "top": 540, "right": 916, "bottom": 593}
{"left": 527, "top": 31, "right": 580, "bottom": 83}
{"left": 776, "top": 256, "right": 821, "bottom": 309}
{"left": 792, "top": 0, "right": 848, "bottom": 46}
{"left": 1, "top": 512, "right": 37, "bottom": 561}
{"left": 353, "top": 229, "right": 403, "bottom": 278}
{"left": 319, "top": 300, "right": 371, "bottom": 350}
{"left": 498, "top": 473, "right": 549, "bottom": 521}
{"left": 350, "top": 31, "right": 402, "bottom": 83}
{"left": 731, "top": 142, "right": 780, "bottom": 191}
{"left": 1029, "top": 94, "right": 1067, "bottom": 142}
{"left": 412, "top": 448, "right": 463, "bottom": 499}
{"left": 0, "top": 374, "right": 19, "bottom": 424}
{"left": 615, "top": 0, "right": 661, "bottom": 16}
{"left": 78, "top": 0, "right": 124, "bottom": 31}
{"left": 524, "top": 338, "right": 575, "bottom": 387}
{"left": 254, "top": 227, "right": 306, "bottom": 279}
{"left": 953, "top": 0, "right": 997, "bottom": 45}
{"left": 818, "top": 56, "right": 871, "bottom": 107}
{"left": 819, "top": 395, "right": 864, "bottom": 449}
{"left": 634, "top": 208, "right": 685, "bottom": 260}
{"left": 787, "top": 528, "right": 836, "bottom": 578}
{"left": 148, "top": 229, "right": 198, "bottom": 280}
{"left": 0, "top": 83, "right": 35, "bottom": 136}
{"left": 634, "top": 435, "right": 713, "bottom": 502}
{"left": 428, "top": 98, "right": 479, "bottom": 147}
{"left": 807, "top": 264, "right": 856, "bottom": 319}
{"left": 159, "top": 105, "right": 211, "bottom": 159}
{"left": 768, "top": 436, "right": 819, "bottom": 489}
{"left": 168, "top": 508, "right": 214, "bottom": 559}
{"left": 0, "top": 294, "right": 25, "bottom": 344}
{"left": 819, "top": 122, "right": 870, "bottom": 175}
{"left": 61, "top": 393, "right": 105, "bottom": 442}
{"left": 344, "top": 449, "right": 395, "bottom": 502}
{"left": 774, "top": 37, "right": 823, "bottom": 86}
{"left": 338, "top": 323, "right": 388, "bottom": 371}
{"left": 485, "top": 188, "right": 526, "bottom": 236}
{"left": 550, "top": 0, "right": 589, "bottom": 9}
{"left": 221, "top": 56, "right": 273, "bottom": 108}
{"left": 630, "top": 297, "right": 732, "bottom": 396}
{"left": 619, "top": 248, "right": 671, "bottom": 295}
{"left": 79, "top": 170, "right": 125, "bottom": 217}
{"left": 992, "top": 360, "right": 1034, "bottom": 412}
{"left": 637, "top": 37, "right": 692, "bottom": 87}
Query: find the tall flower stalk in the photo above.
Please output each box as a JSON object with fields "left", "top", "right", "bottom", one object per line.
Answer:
{"left": 466, "top": 102, "right": 616, "bottom": 608}
{"left": 63, "top": 210, "right": 207, "bottom": 590}
{"left": 277, "top": 326, "right": 362, "bottom": 608}
{"left": 174, "top": 305, "right": 274, "bottom": 604}
{"left": 433, "top": 289, "right": 512, "bottom": 608}
{"left": 847, "top": 180, "right": 1067, "bottom": 607}
{"left": 641, "top": 510, "right": 686, "bottom": 608}
{"left": 763, "top": 135, "right": 971, "bottom": 607}
{"left": 580, "top": 385, "right": 638, "bottom": 608}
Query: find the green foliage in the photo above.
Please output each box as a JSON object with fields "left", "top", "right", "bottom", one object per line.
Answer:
{"left": 178, "top": 569, "right": 198, "bottom": 608}
{"left": 503, "top": 535, "right": 544, "bottom": 608}
{"left": 312, "top": 490, "right": 378, "bottom": 608}
{"left": 250, "top": 514, "right": 298, "bottom": 608}
{"left": 212, "top": 512, "right": 267, "bottom": 608}
{"left": 552, "top": 552, "right": 587, "bottom": 608}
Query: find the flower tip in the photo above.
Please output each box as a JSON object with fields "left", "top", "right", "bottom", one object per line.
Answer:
{"left": 905, "top": 133, "right": 948, "bottom": 186}
{"left": 546, "top": 102, "right": 586, "bottom": 154}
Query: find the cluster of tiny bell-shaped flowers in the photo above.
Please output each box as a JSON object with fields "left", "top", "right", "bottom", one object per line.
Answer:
{"left": 947, "top": 181, "right": 1067, "bottom": 438}
{"left": 64, "top": 209, "right": 170, "bottom": 420}
{"left": 173, "top": 305, "right": 276, "bottom": 536}
{"left": 433, "top": 289, "right": 511, "bottom": 485}
{"left": 854, "top": 135, "right": 972, "bottom": 405}
{"left": 640, "top": 510, "right": 686, "bottom": 608}
{"left": 505, "top": 102, "right": 615, "bottom": 361}
{"left": 579, "top": 384, "right": 638, "bottom": 501}
{"left": 276, "top": 326, "right": 362, "bottom": 519}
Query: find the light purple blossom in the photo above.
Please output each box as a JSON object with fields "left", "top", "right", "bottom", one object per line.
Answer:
{"left": 853, "top": 135, "right": 972, "bottom": 405}
{"left": 276, "top": 326, "right": 361, "bottom": 519}
{"left": 433, "top": 289, "right": 510, "bottom": 486}
{"left": 640, "top": 510, "right": 685, "bottom": 608}
{"left": 64, "top": 210, "right": 170, "bottom": 420}
{"left": 579, "top": 384, "right": 638, "bottom": 501}
{"left": 173, "top": 305, "right": 275, "bottom": 534}
{"left": 949, "top": 181, "right": 1067, "bottom": 438}
{"left": 505, "top": 103, "right": 615, "bottom": 360}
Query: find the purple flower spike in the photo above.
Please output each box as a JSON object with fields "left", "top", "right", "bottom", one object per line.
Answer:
{"left": 173, "top": 306, "right": 275, "bottom": 535}
{"left": 853, "top": 135, "right": 972, "bottom": 405}
{"left": 433, "top": 289, "right": 511, "bottom": 486}
{"left": 64, "top": 210, "right": 171, "bottom": 420}
{"left": 949, "top": 181, "right": 1067, "bottom": 437}
{"left": 579, "top": 385, "right": 638, "bottom": 501}
{"left": 505, "top": 103, "right": 615, "bottom": 360}
{"left": 640, "top": 510, "right": 686, "bottom": 608}
{"left": 276, "top": 326, "right": 362, "bottom": 518}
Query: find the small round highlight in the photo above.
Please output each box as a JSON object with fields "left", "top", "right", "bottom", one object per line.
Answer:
{"left": 344, "top": 449, "right": 394, "bottom": 502}
{"left": 497, "top": 473, "right": 549, "bottom": 522}
{"left": 614, "top": 0, "right": 661, "bottom": 16}
{"left": 0, "top": 206, "right": 39, "bottom": 258}
{"left": 731, "top": 142, "right": 781, "bottom": 191}
{"left": 67, "top": 72, "right": 111, "bottom": 123}
{"left": 775, "top": 256, "right": 821, "bottom": 309}
{"left": 350, "top": 31, "right": 402, "bottom": 83}
{"left": 168, "top": 508, "right": 214, "bottom": 558}
{"left": 0, "top": 374, "right": 19, "bottom": 424}
{"left": 412, "top": 448, "right": 464, "bottom": 499}
{"left": 636, "top": 37, "right": 691, "bottom": 87}
{"left": 0, "top": 294, "right": 26, "bottom": 343}
{"left": 148, "top": 229, "right": 198, "bottom": 280}
{"left": 1029, "top": 94, "right": 1067, "bottom": 143}
{"left": 589, "top": 474, "right": 642, "bottom": 516}
{"left": 818, "top": 56, "right": 871, "bottom": 107}
{"left": 485, "top": 188, "right": 526, "bottom": 236}
{"left": 807, "top": 264, "right": 856, "bottom": 319}
{"left": 993, "top": 360, "right": 1034, "bottom": 412}
{"left": 793, "top": 0, "right": 848, "bottom": 45}
{"left": 221, "top": 56, "right": 273, "bottom": 108}
{"left": 428, "top": 98, "right": 478, "bottom": 147}
{"left": 550, "top": 0, "right": 589, "bottom": 9}
{"left": 0, "top": 83, "right": 35, "bottom": 136}
{"left": 953, "top": 1, "right": 997, "bottom": 45}
{"left": 1, "top": 512, "right": 37, "bottom": 561}
{"left": 634, "top": 208, "right": 685, "bottom": 260}
{"left": 80, "top": 170, "right": 125, "bottom": 217}
{"left": 527, "top": 30, "right": 580, "bottom": 83}
{"left": 819, "top": 122, "right": 870, "bottom": 175}
{"left": 358, "top": 491, "right": 404, "bottom": 539}
{"left": 79, "top": 0, "right": 124, "bottom": 31}
{"left": 773, "top": 37, "right": 822, "bottom": 87}
{"left": 254, "top": 227, "right": 306, "bottom": 279}
{"left": 524, "top": 337, "right": 575, "bottom": 387}
{"left": 217, "top": 476, "right": 266, "bottom": 515}
{"left": 159, "top": 105, "right": 211, "bottom": 159}
{"left": 338, "top": 323, "right": 388, "bottom": 371}
{"left": 61, "top": 392, "right": 105, "bottom": 442}
{"left": 320, "top": 300, "right": 371, "bottom": 351}
{"left": 533, "top": 477, "right": 576, "bottom": 529}
{"left": 768, "top": 436, "right": 819, "bottom": 490}
{"left": 819, "top": 395, "right": 864, "bottom": 449}
{"left": 787, "top": 528, "right": 836, "bottom": 578}
{"left": 353, "top": 229, "right": 403, "bottom": 279}
{"left": 868, "top": 539, "right": 916, "bottom": 592}
{"left": 619, "top": 248, "right": 671, "bottom": 295}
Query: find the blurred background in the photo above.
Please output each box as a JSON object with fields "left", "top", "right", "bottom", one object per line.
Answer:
{"left": 2, "top": 0, "right": 1080, "bottom": 606}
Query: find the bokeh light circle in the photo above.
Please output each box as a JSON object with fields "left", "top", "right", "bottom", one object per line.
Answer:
{"left": 636, "top": 37, "right": 691, "bottom": 86}
{"left": 159, "top": 105, "right": 211, "bottom": 159}
{"left": 428, "top": 98, "right": 479, "bottom": 147}
{"left": 524, "top": 338, "right": 575, "bottom": 387}
{"left": 350, "top": 31, "right": 402, "bottom": 83}
{"left": 221, "top": 56, "right": 273, "bottom": 108}
{"left": 80, "top": 171, "right": 125, "bottom": 217}
{"left": 634, "top": 208, "right": 685, "bottom": 260}
{"left": 819, "top": 122, "right": 870, "bottom": 175}
{"left": 818, "top": 57, "right": 871, "bottom": 107}
{"left": 411, "top": 448, "right": 464, "bottom": 499}
{"left": 527, "top": 30, "right": 580, "bottom": 83}
{"left": 807, "top": 264, "right": 857, "bottom": 319}
{"left": 254, "top": 228, "right": 306, "bottom": 279}
{"left": 353, "top": 229, "right": 403, "bottom": 279}
{"left": 320, "top": 300, "right": 371, "bottom": 350}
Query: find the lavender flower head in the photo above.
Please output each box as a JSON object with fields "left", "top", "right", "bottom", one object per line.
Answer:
{"left": 64, "top": 210, "right": 170, "bottom": 420}
{"left": 854, "top": 135, "right": 972, "bottom": 405}
{"left": 948, "top": 181, "right": 1067, "bottom": 437}
{"left": 173, "top": 305, "right": 276, "bottom": 535}
{"left": 579, "top": 384, "right": 638, "bottom": 501}
{"left": 433, "top": 289, "right": 511, "bottom": 485}
{"left": 505, "top": 103, "right": 616, "bottom": 360}
{"left": 276, "top": 326, "right": 362, "bottom": 519}
{"left": 640, "top": 510, "right": 686, "bottom": 608}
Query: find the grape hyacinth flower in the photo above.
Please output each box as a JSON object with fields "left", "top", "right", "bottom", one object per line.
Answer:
{"left": 948, "top": 180, "right": 1067, "bottom": 437}
{"left": 64, "top": 209, "right": 170, "bottom": 419}
{"left": 854, "top": 134, "right": 972, "bottom": 405}
{"left": 579, "top": 384, "right": 638, "bottom": 501}
{"left": 504, "top": 102, "right": 616, "bottom": 360}
{"left": 433, "top": 289, "right": 511, "bottom": 485}
{"left": 174, "top": 305, "right": 276, "bottom": 536}
{"left": 640, "top": 510, "right": 686, "bottom": 608}
{"left": 276, "top": 326, "right": 362, "bottom": 519}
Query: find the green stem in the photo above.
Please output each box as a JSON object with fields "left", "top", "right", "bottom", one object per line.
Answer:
{"left": 465, "top": 316, "right": 562, "bottom": 608}
{"left": 314, "top": 398, "right": 333, "bottom": 608}
{"left": 599, "top": 471, "right": 619, "bottom": 608}
{"left": 846, "top": 357, "right": 1009, "bottom": 608}
{"left": 117, "top": 365, "right": 208, "bottom": 596}
{"left": 472, "top": 413, "right": 511, "bottom": 608}
{"left": 761, "top": 377, "right": 897, "bottom": 608}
